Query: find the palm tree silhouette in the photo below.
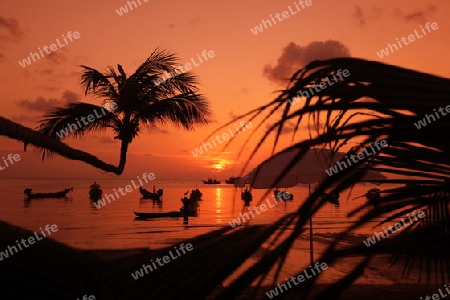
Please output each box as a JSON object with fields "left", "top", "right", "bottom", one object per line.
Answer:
{"left": 1, "top": 57, "right": 449, "bottom": 299}
{"left": 0, "top": 116, "right": 118, "bottom": 172}
{"left": 210, "top": 57, "right": 450, "bottom": 299}
{"left": 37, "top": 48, "right": 212, "bottom": 174}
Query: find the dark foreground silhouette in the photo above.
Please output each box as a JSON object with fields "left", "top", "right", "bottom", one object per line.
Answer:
{"left": 0, "top": 220, "right": 443, "bottom": 299}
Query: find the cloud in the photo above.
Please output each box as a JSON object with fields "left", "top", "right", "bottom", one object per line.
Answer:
{"left": 0, "top": 14, "right": 23, "bottom": 44}
{"left": 265, "top": 121, "right": 297, "bottom": 136}
{"left": 35, "top": 68, "right": 54, "bottom": 75}
{"left": 72, "top": 55, "right": 90, "bottom": 64}
{"left": 96, "top": 136, "right": 116, "bottom": 144}
{"left": 352, "top": 6, "right": 365, "bottom": 26}
{"left": 352, "top": 5, "right": 382, "bottom": 27}
{"left": 394, "top": 5, "right": 437, "bottom": 23}
{"left": 36, "top": 69, "right": 79, "bottom": 79}
{"left": 61, "top": 90, "right": 81, "bottom": 103}
{"left": 231, "top": 88, "right": 250, "bottom": 97}
{"left": 147, "top": 126, "right": 169, "bottom": 134}
{"left": 15, "top": 90, "right": 81, "bottom": 111}
{"left": 263, "top": 40, "right": 351, "bottom": 85}
{"left": 188, "top": 18, "right": 201, "bottom": 25}
{"left": 46, "top": 52, "right": 68, "bottom": 64}
{"left": 16, "top": 97, "right": 62, "bottom": 112}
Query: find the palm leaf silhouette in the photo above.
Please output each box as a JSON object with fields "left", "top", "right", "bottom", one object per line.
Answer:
{"left": 211, "top": 57, "right": 450, "bottom": 299}
{"left": 36, "top": 47, "right": 212, "bottom": 174}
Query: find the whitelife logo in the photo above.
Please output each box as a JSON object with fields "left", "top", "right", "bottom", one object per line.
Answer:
{"left": 93, "top": 172, "right": 156, "bottom": 209}
{"left": 287, "top": 69, "right": 350, "bottom": 106}
{"left": 153, "top": 50, "right": 215, "bottom": 87}
{"left": 420, "top": 284, "right": 450, "bottom": 300}
{"left": 55, "top": 103, "right": 118, "bottom": 139}
{"left": 363, "top": 210, "right": 425, "bottom": 247}
{"left": 0, "top": 224, "right": 58, "bottom": 261}
{"left": 414, "top": 105, "right": 450, "bottom": 129}
{"left": 190, "top": 121, "right": 252, "bottom": 158}
{"left": 0, "top": 153, "right": 21, "bottom": 171}
{"left": 131, "top": 243, "right": 193, "bottom": 280}
{"left": 266, "top": 262, "right": 328, "bottom": 298}
{"left": 18, "top": 31, "right": 81, "bottom": 68}
{"left": 250, "top": 0, "right": 313, "bottom": 35}
{"left": 77, "top": 296, "right": 95, "bottom": 300}
{"left": 376, "top": 22, "right": 438, "bottom": 58}
{"left": 325, "top": 140, "right": 388, "bottom": 176}
{"left": 228, "top": 192, "right": 292, "bottom": 228}
{"left": 115, "top": 0, "right": 149, "bottom": 16}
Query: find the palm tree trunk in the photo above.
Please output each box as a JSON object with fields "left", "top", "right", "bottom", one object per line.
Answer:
{"left": 116, "top": 112, "right": 132, "bottom": 173}
{"left": 117, "top": 140, "right": 129, "bottom": 173}
{"left": 0, "top": 116, "right": 123, "bottom": 174}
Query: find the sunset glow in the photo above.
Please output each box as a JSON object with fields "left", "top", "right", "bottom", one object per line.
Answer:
{"left": 0, "top": 0, "right": 449, "bottom": 182}
{"left": 1, "top": 1, "right": 449, "bottom": 299}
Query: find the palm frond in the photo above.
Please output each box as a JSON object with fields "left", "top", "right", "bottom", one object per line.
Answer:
{"left": 37, "top": 102, "right": 119, "bottom": 139}
{"left": 214, "top": 57, "right": 450, "bottom": 298}
{"left": 36, "top": 102, "right": 119, "bottom": 159}
{"left": 31, "top": 47, "right": 211, "bottom": 175}
{"left": 138, "top": 92, "right": 212, "bottom": 130}
{"left": 134, "top": 47, "right": 180, "bottom": 76}
{"left": 80, "top": 65, "right": 119, "bottom": 101}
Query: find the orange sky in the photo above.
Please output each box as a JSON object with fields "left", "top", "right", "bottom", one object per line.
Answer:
{"left": 0, "top": 0, "right": 449, "bottom": 179}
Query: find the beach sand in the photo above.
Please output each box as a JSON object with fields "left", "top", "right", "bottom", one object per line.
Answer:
{"left": 0, "top": 220, "right": 445, "bottom": 299}
{"left": 233, "top": 284, "right": 444, "bottom": 299}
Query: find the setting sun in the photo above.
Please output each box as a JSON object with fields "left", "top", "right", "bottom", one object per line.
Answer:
{"left": 213, "top": 163, "right": 224, "bottom": 171}
{"left": 0, "top": 0, "right": 449, "bottom": 298}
